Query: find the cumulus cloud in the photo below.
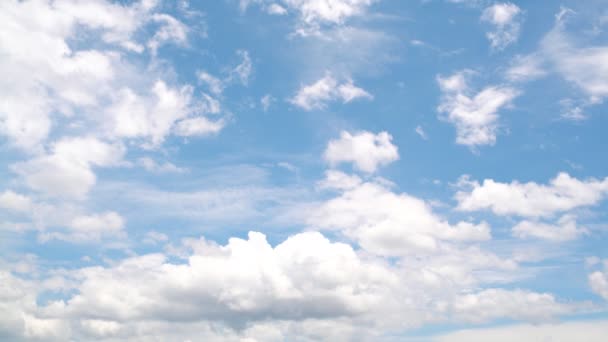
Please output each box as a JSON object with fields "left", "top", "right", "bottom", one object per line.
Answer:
{"left": 310, "top": 178, "right": 491, "bottom": 256}
{"left": 11, "top": 137, "right": 126, "bottom": 199}
{"left": 0, "top": 191, "right": 32, "bottom": 213}
{"left": 481, "top": 3, "right": 523, "bottom": 50}
{"left": 0, "top": 228, "right": 575, "bottom": 341}
{"left": 512, "top": 215, "right": 588, "bottom": 241}
{"left": 589, "top": 260, "right": 608, "bottom": 300}
{"left": 290, "top": 74, "right": 372, "bottom": 110}
{"left": 0, "top": 0, "right": 191, "bottom": 151}
{"left": 455, "top": 172, "right": 608, "bottom": 218}
{"left": 324, "top": 131, "right": 398, "bottom": 173}
{"left": 437, "top": 71, "right": 519, "bottom": 147}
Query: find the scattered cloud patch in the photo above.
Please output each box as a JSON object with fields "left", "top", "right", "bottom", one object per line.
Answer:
{"left": 290, "top": 74, "right": 372, "bottom": 110}
{"left": 324, "top": 131, "right": 398, "bottom": 173}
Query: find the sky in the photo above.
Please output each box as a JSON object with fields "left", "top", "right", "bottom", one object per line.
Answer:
{"left": 1, "top": 0, "right": 608, "bottom": 341}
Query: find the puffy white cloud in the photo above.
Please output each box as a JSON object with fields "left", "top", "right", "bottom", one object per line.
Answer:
{"left": 290, "top": 74, "right": 372, "bottom": 110}
{"left": 0, "top": 191, "right": 32, "bottom": 213}
{"left": 589, "top": 260, "right": 608, "bottom": 300}
{"left": 456, "top": 172, "right": 608, "bottom": 218}
{"left": 317, "top": 170, "right": 362, "bottom": 190}
{"left": 0, "top": 0, "right": 189, "bottom": 151}
{"left": 0, "top": 228, "right": 576, "bottom": 341}
{"left": 174, "top": 117, "right": 225, "bottom": 137}
{"left": 481, "top": 3, "right": 522, "bottom": 50}
{"left": 61, "top": 231, "right": 397, "bottom": 326}
{"left": 310, "top": 179, "right": 491, "bottom": 256}
{"left": 437, "top": 71, "right": 519, "bottom": 147}
{"left": 324, "top": 131, "right": 398, "bottom": 173}
{"left": 11, "top": 137, "right": 126, "bottom": 199}
{"left": 450, "top": 288, "right": 571, "bottom": 323}
{"left": 39, "top": 211, "right": 126, "bottom": 243}
{"left": 105, "top": 81, "right": 196, "bottom": 147}
{"left": 512, "top": 215, "right": 588, "bottom": 241}
{"left": 284, "top": 0, "right": 376, "bottom": 25}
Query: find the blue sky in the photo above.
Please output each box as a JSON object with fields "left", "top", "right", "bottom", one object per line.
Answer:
{"left": 1, "top": 0, "right": 608, "bottom": 341}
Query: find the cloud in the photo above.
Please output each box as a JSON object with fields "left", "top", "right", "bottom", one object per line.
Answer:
{"left": 138, "top": 157, "right": 187, "bottom": 174}
{"left": 450, "top": 288, "right": 571, "bottom": 323}
{"left": 39, "top": 211, "right": 126, "bottom": 243}
{"left": 11, "top": 137, "right": 126, "bottom": 199}
{"left": 481, "top": 2, "right": 523, "bottom": 50}
{"left": 310, "top": 178, "right": 491, "bottom": 256}
{"left": 434, "top": 319, "right": 608, "bottom": 342}
{"left": 415, "top": 125, "right": 428, "bottom": 140}
{"left": 505, "top": 54, "right": 547, "bottom": 82}
{"left": 231, "top": 50, "right": 253, "bottom": 86}
{"left": 105, "top": 80, "right": 204, "bottom": 147}
{"left": 437, "top": 71, "right": 519, "bottom": 147}
{"left": 541, "top": 12, "right": 608, "bottom": 103}
{"left": 0, "top": 0, "right": 189, "bottom": 151}
{"left": 147, "top": 13, "right": 189, "bottom": 54}
{"left": 323, "top": 131, "right": 398, "bottom": 173}
{"left": 589, "top": 260, "right": 608, "bottom": 300}
{"left": 0, "top": 228, "right": 576, "bottom": 341}
{"left": 173, "top": 117, "right": 225, "bottom": 137}
{"left": 317, "top": 170, "right": 362, "bottom": 190}
{"left": 455, "top": 172, "right": 608, "bottom": 218}
{"left": 512, "top": 215, "right": 588, "bottom": 241}
{"left": 0, "top": 191, "right": 32, "bottom": 213}
{"left": 290, "top": 74, "right": 372, "bottom": 110}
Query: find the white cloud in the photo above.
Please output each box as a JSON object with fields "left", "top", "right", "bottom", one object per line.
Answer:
{"left": 451, "top": 288, "right": 571, "bottom": 323}
{"left": 589, "top": 260, "right": 608, "bottom": 300}
{"left": 232, "top": 50, "right": 253, "bottom": 86}
{"left": 512, "top": 215, "right": 588, "bottom": 241}
{"left": 147, "top": 13, "right": 189, "bottom": 54}
{"left": 11, "top": 137, "right": 126, "bottom": 199}
{"left": 542, "top": 14, "right": 608, "bottom": 103}
{"left": 310, "top": 179, "right": 491, "bottom": 256}
{"left": 39, "top": 211, "right": 126, "bottom": 243}
{"left": 138, "top": 157, "right": 187, "bottom": 174}
{"left": 0, "top": 227, "right": 576, "bottom": 341}
{"left": 105, "top": 80, "right": 197, "bottom": 147}
{"left": 434, "top": 319, "right": 608, "bottom": 342}
{"left": 317, "top": 170, "right": 362, "bottom": 190}
{"left": 481, "top": 3, "right": 522, "bottom": 50}
{"left": 324, "top": 131, "right": 398, "bottom": 173}
{"left": 505, "top": 54, "right": 547, "bottom": 82}
{"left": 290, "top": 74, "right": 372, "bottom": 110}
{"left": 267, "top": 3, "right": 288, "bottom": 15}
{"left": 197, "top": 71, "right": 225, "bottom": 95}
{"left": 284, "top": 0, "right": 376, "bottom": 25}
{"left": 174, "top": 117, "right": 225, "bottom": 137}
{"left": 0, "top": 191, "right": 32, "bottom": 213}
{"left": 260, "top": 94, "right": 274, "bottom": 111}
{"left": 437, "top": 71, "right": 519, "bottom": 147}
{"left": 456, "top": 172, "right": 608, "bottom": 218}
{"left": 415, "top": 125, "right": 428, "bottom": 140}
{"left": 0, "top": 0, "right": 189, "bottom": 151}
